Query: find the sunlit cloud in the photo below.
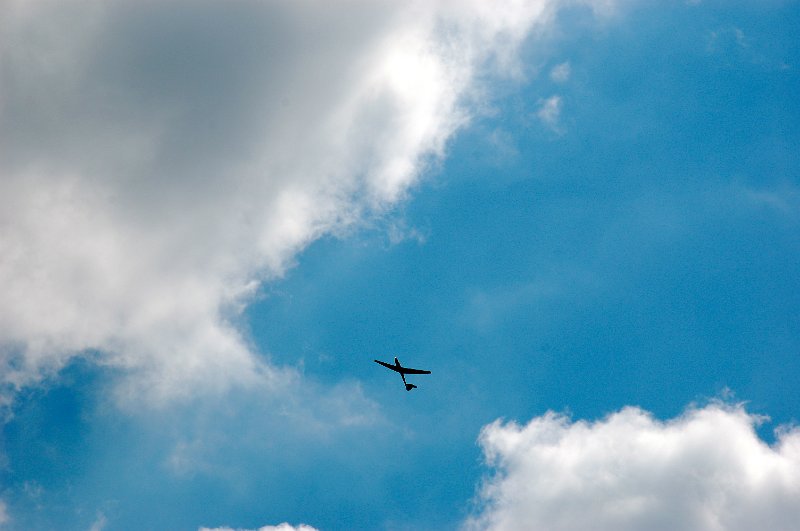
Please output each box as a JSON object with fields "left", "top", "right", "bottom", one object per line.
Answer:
{"left": 466, "top": 404, "right": 800, "bottom": 531}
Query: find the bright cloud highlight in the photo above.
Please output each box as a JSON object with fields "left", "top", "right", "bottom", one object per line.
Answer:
{"left": 467, "top": 404, "right": 800, "bottom": 531}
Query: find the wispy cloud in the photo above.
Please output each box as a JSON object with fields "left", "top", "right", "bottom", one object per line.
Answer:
{"left": 549, "top": 61, "right": 571, "bottom": 83}
{"left": 708, "top": 26, "right": 748, "bottom": 50}
{"left": 89, "top": 512, "right": 108, "bottom": 531}
{"left": 536, "top": 95, "right": 565, "bottom": 133}
{"left": 200, "top": 525, "right": 318, "bottom": 531}
{"left": 466, "top": 404, "right": 800, "bottom": 531}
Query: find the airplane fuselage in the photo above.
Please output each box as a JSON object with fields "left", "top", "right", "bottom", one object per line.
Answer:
{"left": 374, "top": 357, "right": 431, "bottom": 391}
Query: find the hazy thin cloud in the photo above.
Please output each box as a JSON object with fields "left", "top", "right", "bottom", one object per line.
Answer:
{"left": 536, "top": 94, "right": 564, "bottom": 133}
{"left": 199, "top": 525, "right": 318, "bottom": 531}
{"left": 550, "top": 61, "right": 571, "bottom": 82}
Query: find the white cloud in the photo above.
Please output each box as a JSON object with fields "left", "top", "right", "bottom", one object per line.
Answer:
{"left": 199, "top": 525, "right": 318, "bottom": 531}
{"left": 549, "top": 61, "right": 571, "bottom": 82}
{"left": 465, "top": 404, "right": 800, "bottom": 531}
{"left": 536, "top": 95, "right": 564, "bottom": 133}
{"left": 0, "top": 499, "right": 8, "bottom": 525}
{"left": 0, "top": 0, "right": 611, "bottom": 405}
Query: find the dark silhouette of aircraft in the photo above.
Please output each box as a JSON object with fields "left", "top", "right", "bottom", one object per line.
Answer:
{"left": 374, "top": 357, "right": 431, "bottom": 391}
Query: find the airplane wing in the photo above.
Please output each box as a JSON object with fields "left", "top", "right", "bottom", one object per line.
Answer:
{"left": 399, "top": 367, "right": 431, "bottom": 375}
{"left": 374, "top": 359, "right": 431, "bottom": 375}
{"left": 374, "top": 359, "right": 401, "bottom": 372}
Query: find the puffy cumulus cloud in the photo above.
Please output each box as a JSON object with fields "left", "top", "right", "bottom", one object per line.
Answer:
{"left": 465, "top": 404, "right": 800, "bottom": 531}
{"left": 199, "top": 525, "right": 317, "bottom": 531}
{"left": 0, "top": 0, "right": 612, "bottom": 404}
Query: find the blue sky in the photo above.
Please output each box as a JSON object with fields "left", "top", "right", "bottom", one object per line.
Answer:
{"left": 1, "top": 1, "right": 799, "bottom": 530}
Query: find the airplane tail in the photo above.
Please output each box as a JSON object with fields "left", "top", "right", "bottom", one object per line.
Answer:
{"left": 405, "top": 383, "right": 417, "bottom": 391}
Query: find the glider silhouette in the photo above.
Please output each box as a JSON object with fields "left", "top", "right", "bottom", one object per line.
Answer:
{"left": 374, "top": 357, "right": 431, "bottom": 391}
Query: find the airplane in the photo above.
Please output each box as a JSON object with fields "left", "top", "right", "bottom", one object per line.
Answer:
{"left": 374, "top": 357, "right": 431, "bottom": 391}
